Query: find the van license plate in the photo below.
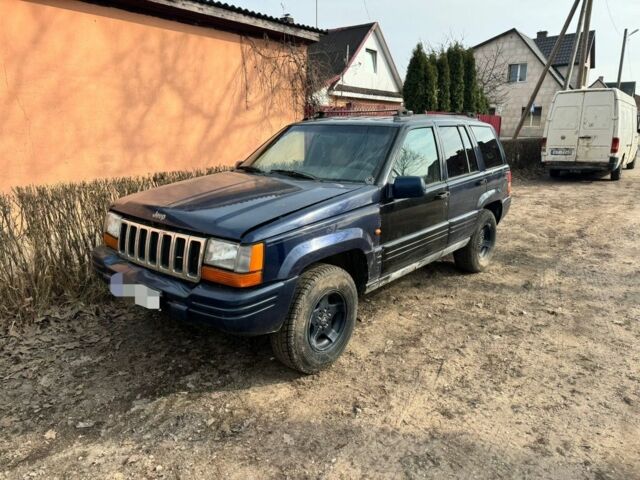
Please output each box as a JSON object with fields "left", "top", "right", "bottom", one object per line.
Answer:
{"left": 550, "top": 148, "right": 573, "bottom": 155}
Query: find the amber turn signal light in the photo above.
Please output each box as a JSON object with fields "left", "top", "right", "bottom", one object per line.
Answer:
{"left": 201, "top": 266, "right": 262, "bottom": 288}
{"left": 104, "top": 232, "right": 118, "bottom": 250}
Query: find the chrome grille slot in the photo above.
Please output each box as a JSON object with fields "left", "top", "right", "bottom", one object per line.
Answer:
{"left": 118, "top": 218, "right": 206, "bottom": 282}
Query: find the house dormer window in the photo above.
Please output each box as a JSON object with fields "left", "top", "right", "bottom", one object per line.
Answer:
{"left": 508, "top": 63, "right": 527, "bottom": 82}
{"left": 366, "top": 48, "right": 378, "bottom": 73}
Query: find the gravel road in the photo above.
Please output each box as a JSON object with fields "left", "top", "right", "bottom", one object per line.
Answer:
{"left": 1, "top": 171, "right": 639, "bottom": 479}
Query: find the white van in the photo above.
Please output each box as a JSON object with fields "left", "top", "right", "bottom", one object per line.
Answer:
{"left": 542, "top": 88, "right": 639, "bottom": 180}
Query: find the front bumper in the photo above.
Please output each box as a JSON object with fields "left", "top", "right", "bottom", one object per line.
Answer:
{"left": 92, "top": 246, "right": 297, "bottom": 335}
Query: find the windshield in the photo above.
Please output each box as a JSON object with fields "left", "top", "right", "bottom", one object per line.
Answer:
{"left": 245, "top": 124, "right": 397, "bottom": 183}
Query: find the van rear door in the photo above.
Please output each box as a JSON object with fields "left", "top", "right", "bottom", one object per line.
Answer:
{"left": 576, "top": 90, "right": 615, "bottom": 163}
{"left": 546, "top": 91, "right": 582, "bottom": 163}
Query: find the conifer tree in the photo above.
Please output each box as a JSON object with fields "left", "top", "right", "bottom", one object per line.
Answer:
{"left": 436, "top": 51, "right": 451, "bottom": 112}
{"left": 403, "top": 43, "right": 429, "bottom": 113}
{"left": 424, "top": 52, "right": 439, "bottom": 111}
{"left": 447, "top": 44, "right": 465, "bottom": 112}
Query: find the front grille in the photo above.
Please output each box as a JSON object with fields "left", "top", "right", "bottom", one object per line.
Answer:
{"left": 118, "top": 218, "right": 206, "bottom": 282}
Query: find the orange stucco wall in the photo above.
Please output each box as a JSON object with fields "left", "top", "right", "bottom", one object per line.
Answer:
{"left": 0, "top": 0, "right": 304, "bottom": 191}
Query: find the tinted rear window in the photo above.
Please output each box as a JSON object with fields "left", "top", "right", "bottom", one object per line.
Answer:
{"left": 439, "top": 126, "right": 469, "bottom": 178}
{"left": 471, "top": 126, "right": 503, "bottom": 169}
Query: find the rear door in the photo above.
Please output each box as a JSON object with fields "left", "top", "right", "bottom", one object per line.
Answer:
{"left": 470, "top": 124, "right": 507, "bottom": 196}
{"left": 546, "top": 91, "right": 582, "bottom": 162}
{"left": 438, "top": 124, "right": 486, "bottom": 245}
{"left": 576, "top": 91, "right": 615, "bottom": 163}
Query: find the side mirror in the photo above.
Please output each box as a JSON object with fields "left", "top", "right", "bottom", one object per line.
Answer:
{"left": 392, "top": 176, "right": 426, "bottom": 199}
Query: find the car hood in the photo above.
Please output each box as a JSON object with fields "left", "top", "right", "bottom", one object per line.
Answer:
{"left": 111, "top": 171, "right": 365, "bottom": 240}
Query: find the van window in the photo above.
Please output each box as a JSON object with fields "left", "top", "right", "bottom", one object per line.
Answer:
{"left": 439, "top": 126, "right": 469, "bottom": 178}
{"left": 391, "top": 128, "right": 441, "bottom": 184}
{"left": 471, "top": 126, "right": 503, "bottom": 169}
{"left": 553, "top": 106, "right": 579, "bottom": 130}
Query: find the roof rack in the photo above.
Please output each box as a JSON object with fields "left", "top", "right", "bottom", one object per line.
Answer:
{"left": 393, "top": 108, "right": 413, "bottom": 121}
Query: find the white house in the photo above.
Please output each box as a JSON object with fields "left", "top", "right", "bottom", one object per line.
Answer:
{"left": 309, "top": 22, "right": 403, "bottom": 109}
{"left": 473, "top": 29, "right": 596, "bottom": 138}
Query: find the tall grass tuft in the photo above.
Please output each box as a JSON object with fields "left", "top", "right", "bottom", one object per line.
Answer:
{"left": 0, "top": 167, "right": 228, "bottom": 329}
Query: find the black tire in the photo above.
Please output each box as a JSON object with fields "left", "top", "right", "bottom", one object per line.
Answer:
{"left": 549, "top": 169, "right": 560, "bottom": 178}
{"left": 611, "top": 164, "right": 622, "bottom": 181}
{"left": 627, "top": 157, "right": 636, "bottom": 170}
{"left": 454, "top": 209, "right": 497, "bottom": 273}
{"left": 270, "top": 264, "right": 357, "bottom": 374}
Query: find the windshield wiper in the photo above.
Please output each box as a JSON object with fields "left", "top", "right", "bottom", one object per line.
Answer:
{"left": 269, "top": 169, "right": 318, "bottom": 180}
{"left": 236, "top": 164, "right": 263, "bottom": 174}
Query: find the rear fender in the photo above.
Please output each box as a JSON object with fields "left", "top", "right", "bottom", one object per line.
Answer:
{"left": 478, "top": 189, "right": 503, "bottom": 209}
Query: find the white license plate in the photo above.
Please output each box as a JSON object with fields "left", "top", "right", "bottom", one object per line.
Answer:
{"left": 550, "top": 148, "right": 573, "bottom": 155}
{"left": 110, "top": 273, "right": 162, "bottom": 310}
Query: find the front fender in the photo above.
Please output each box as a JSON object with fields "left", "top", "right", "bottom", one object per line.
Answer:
{"left": 277, "top": 228, "right": 374, "bottom": 279}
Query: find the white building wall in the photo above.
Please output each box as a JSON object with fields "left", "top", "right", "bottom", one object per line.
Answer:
{"left": 474, "top": 31, "right": 563, "bottom": 138}
{"left": 336, "top": 29, "right": 399, "bottom": 94}
{"left": 475, "top": 32, "right": 593, "bottom": 138}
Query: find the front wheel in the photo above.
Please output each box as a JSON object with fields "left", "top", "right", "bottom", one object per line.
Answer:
{"left": 270, "top": 264, "right": 357, "bottom": 374}
{"left": 454, "top": 210, "right": 497, "bottom": 273}
{"left": 627, "top": 157, "right": 636, "bottom": 170}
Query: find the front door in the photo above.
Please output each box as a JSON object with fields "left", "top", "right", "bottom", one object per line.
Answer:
{"left": 380, "top": 127, "right": 449, "bottom": 275}
{"left": 437, "top": 125, "right": 487, "bottom": 244}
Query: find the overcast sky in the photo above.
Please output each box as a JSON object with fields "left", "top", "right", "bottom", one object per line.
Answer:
{"left": 235, "top": 0, "right": 639, "bottom": 86}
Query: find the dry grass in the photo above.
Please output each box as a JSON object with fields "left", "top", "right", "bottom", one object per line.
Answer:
{"left": 0, "top": 167, "right": 228, "bottom": 330}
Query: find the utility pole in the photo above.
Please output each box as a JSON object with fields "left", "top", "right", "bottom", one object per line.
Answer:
{"left": 564, "top": 0, "right": 587, "bottom": 90}
{"left": 576, "top": 0, "right": 593, "bottom": 89}
{"left": 315, "top": 0, "right": 318, "bottom": 28}
{"left": 513, "top": 0, "right": 581, "bottom": 139}
{"left": 617, "top": 29, "right": 639, "bottom": 88}
{"left": 617, "top": 28, "right": 628, "bottom": 88}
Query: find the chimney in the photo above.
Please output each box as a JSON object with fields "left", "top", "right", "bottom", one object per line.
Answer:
{"left": 280, "top": 13, "right": 294, "bottom": 24}
{"left": 598, "top": 76, "right": 604, "bottom": 82}
{"left": 536, "top": 31, "right": 548, "bottom": 39}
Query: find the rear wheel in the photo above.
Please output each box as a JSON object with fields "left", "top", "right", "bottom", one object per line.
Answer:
{"left": 611, "top": 163, "right": 622, "bottom": 181}
{"left": 627, "top": 157, "right": 636, "bottom": 170}
{"left": 454, "top": 210, "right": 497, "bottom": 273}
{"left": 270, "top": 264, "right": 357, "bottom": 374}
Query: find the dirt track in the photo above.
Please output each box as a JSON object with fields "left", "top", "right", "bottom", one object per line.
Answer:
{"left": 1, "top": 170, "right": 639, "bottom": 479}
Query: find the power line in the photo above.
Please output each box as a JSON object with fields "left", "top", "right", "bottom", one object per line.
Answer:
{"left": 604, "top": 0, "right": 620, "bottom": 34}
{"left": 362, "top": 0, "right": 371, "bottom": 20}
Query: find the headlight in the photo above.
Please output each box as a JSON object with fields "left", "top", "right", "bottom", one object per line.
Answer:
{"left": 104, "top": 212, "right": 122, "bottom": 239}
{"left": 204, "top": 239, "right": 239, "bottom": 270}
{"left": 203, "top": 239, "right": 264, "bottom": 273}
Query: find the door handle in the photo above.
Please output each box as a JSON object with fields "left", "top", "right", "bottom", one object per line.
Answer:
{"left": 434, "top": 191, "right": 450, "bottom": 199}
{"left": 578, "top": 135, "right": 592, "bottom": 139}
{"left": 476, "top": 178, "right": 488, "bottom": 186}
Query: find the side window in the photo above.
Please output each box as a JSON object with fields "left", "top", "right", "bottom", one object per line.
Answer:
{"left": 391, "top": 128, "right": 441, "bottom": 184}
{"left": 439, "top": 126, "right": 469, "bottom": 178}
{"left": 459, "top": 126, "right": 479, "bottom": 172}
{"left": 471, "top": 126, "right": 504, "bottom": 169}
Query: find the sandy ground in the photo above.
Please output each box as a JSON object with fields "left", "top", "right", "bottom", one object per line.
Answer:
{"left": 1, "top": 171, "right": 639, "bottom": 479}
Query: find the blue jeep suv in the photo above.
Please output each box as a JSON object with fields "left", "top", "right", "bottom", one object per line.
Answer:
{"left": 93, "top": 113, "right": 511, "bottom": 373}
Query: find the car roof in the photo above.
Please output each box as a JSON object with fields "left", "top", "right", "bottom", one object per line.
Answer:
{"left": 296, "top": 113, "right": 488, "bottom": 128}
